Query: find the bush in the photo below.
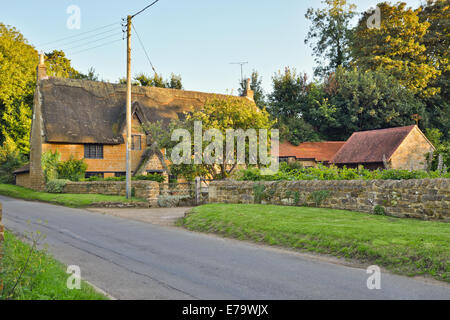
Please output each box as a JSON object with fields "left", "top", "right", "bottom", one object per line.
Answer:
{"left": 0, "top": 149, "right": 26, "bottom": 184}
{"left": 310, "top": 190, "right": 331, "bottom": 206}
{"left": 57, "top": 157, "right": 87, "bottom": 182}
{"left": 41, "top": 151, "right": 60, "bottom": 182}
{"left": 46, "top": 179, "right": 71, "bottom": 193}
{"left": 373, "top": 205, "right": 386, "bottom": 216}
{"left": 234, "top": 163, "right": 447, "bottom": 182}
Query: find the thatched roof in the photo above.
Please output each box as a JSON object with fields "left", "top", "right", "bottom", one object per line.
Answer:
{"left": 39, "top": 77, "right": 246, "bottom": 145}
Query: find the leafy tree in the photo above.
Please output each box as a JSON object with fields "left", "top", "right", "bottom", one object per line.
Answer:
{"left": 74, "top": 67, "right": 100, "bottom": 81}
{"left": 279, "top": 117, "right": 321, "bottom": 146}
{"left": 167, "top": 73, "right": 183, "bottom": 90}
{"left": 267, "top": 67, "right": 308, "bottom": 119}
{"left": 131, "top": 73, "right": 183, "bottom": 89}
{"left": 238, "top": 70, "right": 266, "bottom": 109}
{"left": 305, "top": 0, "right": 356, "bottom": 77}
{"left": 323, "top": 67, "right": 424, "bottom": 140}
{"left": 147, "top": 97, "right": 275, "bottom": 180}
{"left": 45, "top": 50, "right": 79, "bottom": 78}
{"left": 0, "top": 23, "right": 37, "bottom": 154}
{"left": 418, "top": 0, "right": 450, "bottom": 137}
{"left": 351, "top": 2, "right": 440, "bottom": 96}
{"left": 0, "top": 136, "right": 26, "bottom": 184}
{"left": 267, "top": 68, "right": 326, "bottom": 144}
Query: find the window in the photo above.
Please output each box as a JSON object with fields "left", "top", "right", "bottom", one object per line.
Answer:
{"left": 84, "top": 144, "right": 104, "bottom": 159}
{"left": 132, "top": 135, "right": 142, "bottom": 150}
{"left": 115, "top": 172, "right": 126, "bottom": 177}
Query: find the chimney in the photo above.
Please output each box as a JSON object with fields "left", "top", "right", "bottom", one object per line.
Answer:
{"left": 37, "top": 52, "right": 48, "bottom": 81}
{"left": 242, "top": 78, "right": 254, "bottom": 101}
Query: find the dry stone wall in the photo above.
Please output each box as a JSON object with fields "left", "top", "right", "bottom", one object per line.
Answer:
{"left": 63, "top": 181, "right": 160, "bottom": 207}
{"left": 208, "top": 179, "right": 450, "bottom": 221}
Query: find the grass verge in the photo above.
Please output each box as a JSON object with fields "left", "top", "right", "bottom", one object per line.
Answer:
{"left": 0, "top": 231, "right": 108, "bottom": 300}
{"left": 179, "top": 204, "right": 450, "bottom": 282}
{"left": 0, "top": 184, "right": 145, "bottom": 208}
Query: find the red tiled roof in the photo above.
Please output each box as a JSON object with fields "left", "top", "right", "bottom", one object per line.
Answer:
{"left": 279, "top": 141, "right": 346, "bottom": 162}
{"left": 331, "top": 125, "right": 417, "bottom": 164}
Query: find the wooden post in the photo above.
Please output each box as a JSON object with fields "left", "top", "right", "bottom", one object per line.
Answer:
{"left": 126, "top": 15, "right": 132, "bottom": 199}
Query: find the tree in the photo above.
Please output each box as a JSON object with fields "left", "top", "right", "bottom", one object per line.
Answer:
{"left": 267, "top": 68, "right": 325, "bottom": 144}
{"left": 45, "top": 50, "right": 79, "bottom": 78}
{"left": 323, "top": 67, "right": 425, "bottom": 140}
{"left": 418, "top": 0, "right": 450, "bottom": 137}
{"left": 268, "top": 67, "right": 309, "bottom": 119}
{"left": 238, "top": 70, "right": 266, "bottom": 109}
{"left": 305, "top": 0, "right": 356, "bottom": 77}
{"left": 351, "top": 2, "right": 440, "bottom": 96}
{"left": 0, "top": 23, "right": 37, "bottom": 155}
{"left": 131, "top": 73, "right": 184, "bottom": 89}
{"left": 148, "top": 97, "right": 275, "bottom": 180}
{"left": 74, "top": 67, "right": 100, "bottom": 81}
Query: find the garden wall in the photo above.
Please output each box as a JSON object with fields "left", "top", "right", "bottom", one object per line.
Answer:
{"left": 208, "top": 179, "right": 450, "bottom": 221}
{"left": 63, "top": 181, "right": 160, "bottom": 207}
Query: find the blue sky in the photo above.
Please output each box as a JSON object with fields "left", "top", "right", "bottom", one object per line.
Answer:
{"left": 2, "top": 0, "right": 422, "bottom": 94}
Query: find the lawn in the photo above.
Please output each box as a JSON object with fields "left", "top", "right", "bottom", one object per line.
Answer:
{"left": 0, "top": 231, "right": 108, "bottom": 300}
{"left": 180, "top": 204, "right": 450, "bottom": 282}
{"left": 0, "top": 184, "right": 145, "bottom": 208}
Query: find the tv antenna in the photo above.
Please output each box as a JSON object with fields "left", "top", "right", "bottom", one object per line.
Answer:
{"left": 230, "top": 61, "right": 248, "bottom": 83}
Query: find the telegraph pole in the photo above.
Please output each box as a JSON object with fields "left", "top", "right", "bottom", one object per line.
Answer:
{"left": 126, "top": 15, "right": 132, "bottom": 199}
{"left": 124, "top": 1, "right": 161, "bottom": 199}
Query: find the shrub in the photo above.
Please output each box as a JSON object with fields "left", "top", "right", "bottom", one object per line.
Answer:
{"left": 373, "top": 205, "right": 386, "bottom": 216}
{"left": 57, "top": 157, "right": 87, "bottom": 182}
{"left": 310, "top": 190, "right": 331, "bottom": 206}
{"left": 253, "top": 183, "right": 266, "bottom": 204}
{"left": 0, "top": 149, "right": 26, "bottom": 184}
{"left": 235, "top": 163, "right": 446, "bottom": 182}
{"left": 41, "top": 151, "right": 60, "bottom": 182}
{"left": 46, "top": 179, "right": 71, "bottom": 194}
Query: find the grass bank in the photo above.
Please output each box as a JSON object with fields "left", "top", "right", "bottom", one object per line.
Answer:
{"left": 0, "top": 231, "right": 107, "bottom": 300}
{"left": 179, "top": 204, "right": 450, "bottom": 282}
{"left": 0, "top": 184, "right": 145, "bottom": 208}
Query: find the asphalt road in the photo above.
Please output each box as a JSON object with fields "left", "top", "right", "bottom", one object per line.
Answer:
{"left": 1, "top": 195, "right": 449, "bottom": 300}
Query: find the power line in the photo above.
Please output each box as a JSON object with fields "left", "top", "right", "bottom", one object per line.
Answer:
{"left": 132, "top": 23, "right": 157, "bottom": 74}
{"left": 131, "top": 0, "right": 161, "bottom": 19}
{"left": 40, "top": 27, "right": 120, "bottom": 51}
{"left": 68, "top": 38, "right": 124, "bottom": 55}
{"left": 36, "top": 21, "right": 121, "bottom": 47}
{"left": 58, "top": 32, "right": 122, "bottom": 52}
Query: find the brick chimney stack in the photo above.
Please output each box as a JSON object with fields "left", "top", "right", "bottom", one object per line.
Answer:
{"left": 243, "top": 78, "right": 254, "bottom": 101}
{"left": 37, "top": 52, "right": 48, "bottom": 81}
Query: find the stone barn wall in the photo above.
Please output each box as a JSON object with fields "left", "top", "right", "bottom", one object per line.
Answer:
{"left": 208, "top": 179, "right": 450, "bottom": 221}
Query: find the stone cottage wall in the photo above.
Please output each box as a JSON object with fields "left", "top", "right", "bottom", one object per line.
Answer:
{"left": 63, "top": 181, "right": 160, "bottom": 207}
{"left": 208, "top": 179, "right": 450, "bottom": 221}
